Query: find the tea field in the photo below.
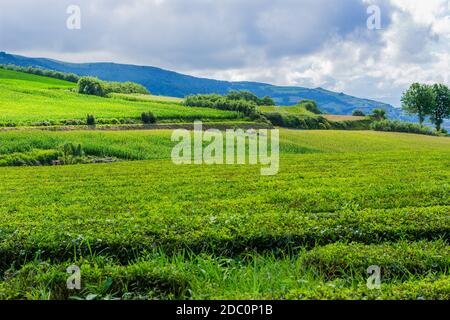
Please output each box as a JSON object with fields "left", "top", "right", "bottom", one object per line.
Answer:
{"left": 0, "top": 68, "right": 240, "bottom": 125}
{"left": 0, "top": 128, "right": 448, "bottom": 300}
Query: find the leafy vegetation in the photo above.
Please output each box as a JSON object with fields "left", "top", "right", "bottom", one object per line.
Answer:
{"left": 0, "top": 69, "right": 449, "bottom": 300}
{"left": 371, "top": 120, "right": 439, "bottom": 136}
{"left": 78, "top": 77, "right": 150, "bottom": 97}
{"left": 402, "top": 83, "right": 450, "bottom": 130}
{"left": 0, "top": 64, "right": 79, "bottom": 83}
{"left": 0, "top": 68, "right": 242, "bottom": 125}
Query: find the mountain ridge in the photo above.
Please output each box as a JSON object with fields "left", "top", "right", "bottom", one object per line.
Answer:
{"left": 0, "top": 51, "right": 401, "bottom": 117}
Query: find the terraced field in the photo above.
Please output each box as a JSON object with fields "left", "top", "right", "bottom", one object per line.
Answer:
{"left": 0, "top": 129, "right": 448, "bottom": 300}
{"left": 0, "top": 69, "right": 241, "bottom": 125}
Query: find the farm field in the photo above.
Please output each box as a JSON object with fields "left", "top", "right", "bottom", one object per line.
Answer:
{"left": 0, "top": 129, "right": 448, "bottom": 162}
{"left": 259, "top": 105, "right": 366, "bottom": 122}
{"left": 0, "top": 128, "right": 448, "bottom": 300}
{"left": 0, "top": 69, "right": 241, "bottom": 125}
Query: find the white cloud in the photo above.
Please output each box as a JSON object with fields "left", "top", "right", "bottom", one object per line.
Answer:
{"left": 0, "top": 0, "right": 448, "bottom": 106}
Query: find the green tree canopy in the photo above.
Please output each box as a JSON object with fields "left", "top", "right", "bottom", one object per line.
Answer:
{"left": 401, "top": 83, "right": 434, "bottom": 125}
{"left": 431, "top": 84, "right": 450, "bottom": 131}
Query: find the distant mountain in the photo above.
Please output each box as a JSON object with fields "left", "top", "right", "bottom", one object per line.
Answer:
{"left": 0, "top": 51, "right": 407, "bottom": 119}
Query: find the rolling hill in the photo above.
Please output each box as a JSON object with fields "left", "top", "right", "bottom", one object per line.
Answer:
{"left": 0, "top": 51, "right": 401, "bottom": 117}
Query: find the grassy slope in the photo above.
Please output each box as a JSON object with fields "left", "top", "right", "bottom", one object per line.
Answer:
{"left": 0, "top": 129, "right": 448, "bottom": 161}
{"left": 0, "top": 129, "right": 449, "bottom": 299}
{"left": 0, "top": 69, "right": 240, "bottom": 125}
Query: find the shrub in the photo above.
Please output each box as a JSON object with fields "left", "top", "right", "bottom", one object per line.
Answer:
{"left": 141, "top": 112, "right": 157, "bottom": 124}
{"left": 263, "top": 112, "right": 331, "bottom": 129}
{"left": 352, "top": 110, "right": 366, "bottom": 117}
{"left": 371, "top": 109, "right": 387, "bottom": 121}
{"left": 303, "top": 241, "right": 449, "bottom": 281}
{"left": 78, "top": 76, "right": 150, "bottom": 97}
{"left": 87, "top": 114, "right": 96, "bottom": 126}
{"left": 226, "top": 91, "right": 275, "bottom": 106}
{"left": 104, "top": 82, "right": 150, "bottom": 95}
{"left": 371, "top": 120, "right": 437, "bottom": 136}
{"left": 184, "top": 93, "right": 262, "bottom": 119}
{"left": 78, "top": 77, "right": 106, "bottom": 97}
{"left": 299, "top": 100, "right": 322, "bottom": 114}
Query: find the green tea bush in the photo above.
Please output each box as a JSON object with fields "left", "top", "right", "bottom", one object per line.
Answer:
{"left": 0, "top": 149, "right": 62, "bottom": 167}
{"left": 285, "top": 276, "right": 450, "bottom": 300}
{"left": 303, "top": 241, "right": 449, "bottom": 280}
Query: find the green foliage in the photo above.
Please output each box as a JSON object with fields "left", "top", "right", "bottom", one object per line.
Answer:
{"left": 431, "top": 84, "right": 450, "bottom": 131}
{"left": 103, "top": 81, "right": 150, "bottom": 95}
{"left": 401, "top": 83, "right": 435, "bottom": 124}
{"left": 303, "top": 241, "right": 449, "bottom": 280}
{"left": 352, "top": 110, "right": 366, "bottom": 117}
{"left": 78, "top": 77, "right": 106, "bottom": 97}
{"left": 370, "top": 108, "right": 387, "bottom": 121}
{"left": 86, "top": 114, "right": 96, "bottom": 126}
{"left": 0, "top": 129, "right": 448, "bottom": 299}
{"left": 0, "top": 149, "right": 62, "bottom": 167}
{"left": 141, "top": 112, "right": 157, "bottom": 124}
{"left": 0, "top": 68, "right": 243, "bottom": 125}
{"left": 0, "top": 64, "right": 79, "bottom": 83}
{"left": 184, "top": 93, "right": 263, "bottom": 119}
{"left": 371, "top": 120, "right": 438, "bottom": 136}
{"left": 226, "top": 90, "right": 275, "bottom": 106}
{"left": 264, "top": 112, "right": 332, "bottom": 129}
{"left": 298, "top": 100, "right": 322, "bottom": 114}
{"left": 77, "top": 77, "right": 149, "bottom": 97}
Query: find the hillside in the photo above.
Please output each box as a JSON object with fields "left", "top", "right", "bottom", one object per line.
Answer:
{"left": 0, "top": 51, "right": 399, "bottom": 117}
{"left": 0, "top": 68, "right": 242, "bottom": 126}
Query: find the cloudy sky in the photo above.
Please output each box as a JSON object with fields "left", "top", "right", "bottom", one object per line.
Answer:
{"left": 0, "top": 0, "right": 449, "bottom": 106}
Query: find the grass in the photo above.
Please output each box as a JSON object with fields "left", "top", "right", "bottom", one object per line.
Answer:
{"left": 0, "top": 69, "right": 242, "bottom": 125}
{"left": 0, "top": 70, "right": 449, "bottom": 300}
{"left": 0, "top": 129, "right": 448, "bottom": 161}
{"left": 0, "top": 129, "right": 448, "bottom": 299}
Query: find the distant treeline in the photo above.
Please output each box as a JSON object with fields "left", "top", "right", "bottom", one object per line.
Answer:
{"left": 0, "top": 64, "right": 79, "bottom": 82}
{"left": 0, "top": 64, "right": 150, "bottom": 97}
{"left": 184, "top": 91, "right": 275, "bottom": 120}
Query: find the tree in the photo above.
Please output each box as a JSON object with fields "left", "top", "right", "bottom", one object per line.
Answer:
{"left": 401, "top": 83, "right": 434, "bottom": 125}
{"left": 299, "top": 100, "right": 322, "bottom": 114}
{"left": 430, "top": 84, "right": 450, "bottom": 131}
{"left": 352, "top": 110, "right": 366, "bottom": 117}
{"left": 371, "top": 109, "right": 387, "bottom": 121}
{"left": 78, "top": 77, "right": 106, "bottom": 97}
{"left": 261, "top": 96, "right": 275, "bottom": 106}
